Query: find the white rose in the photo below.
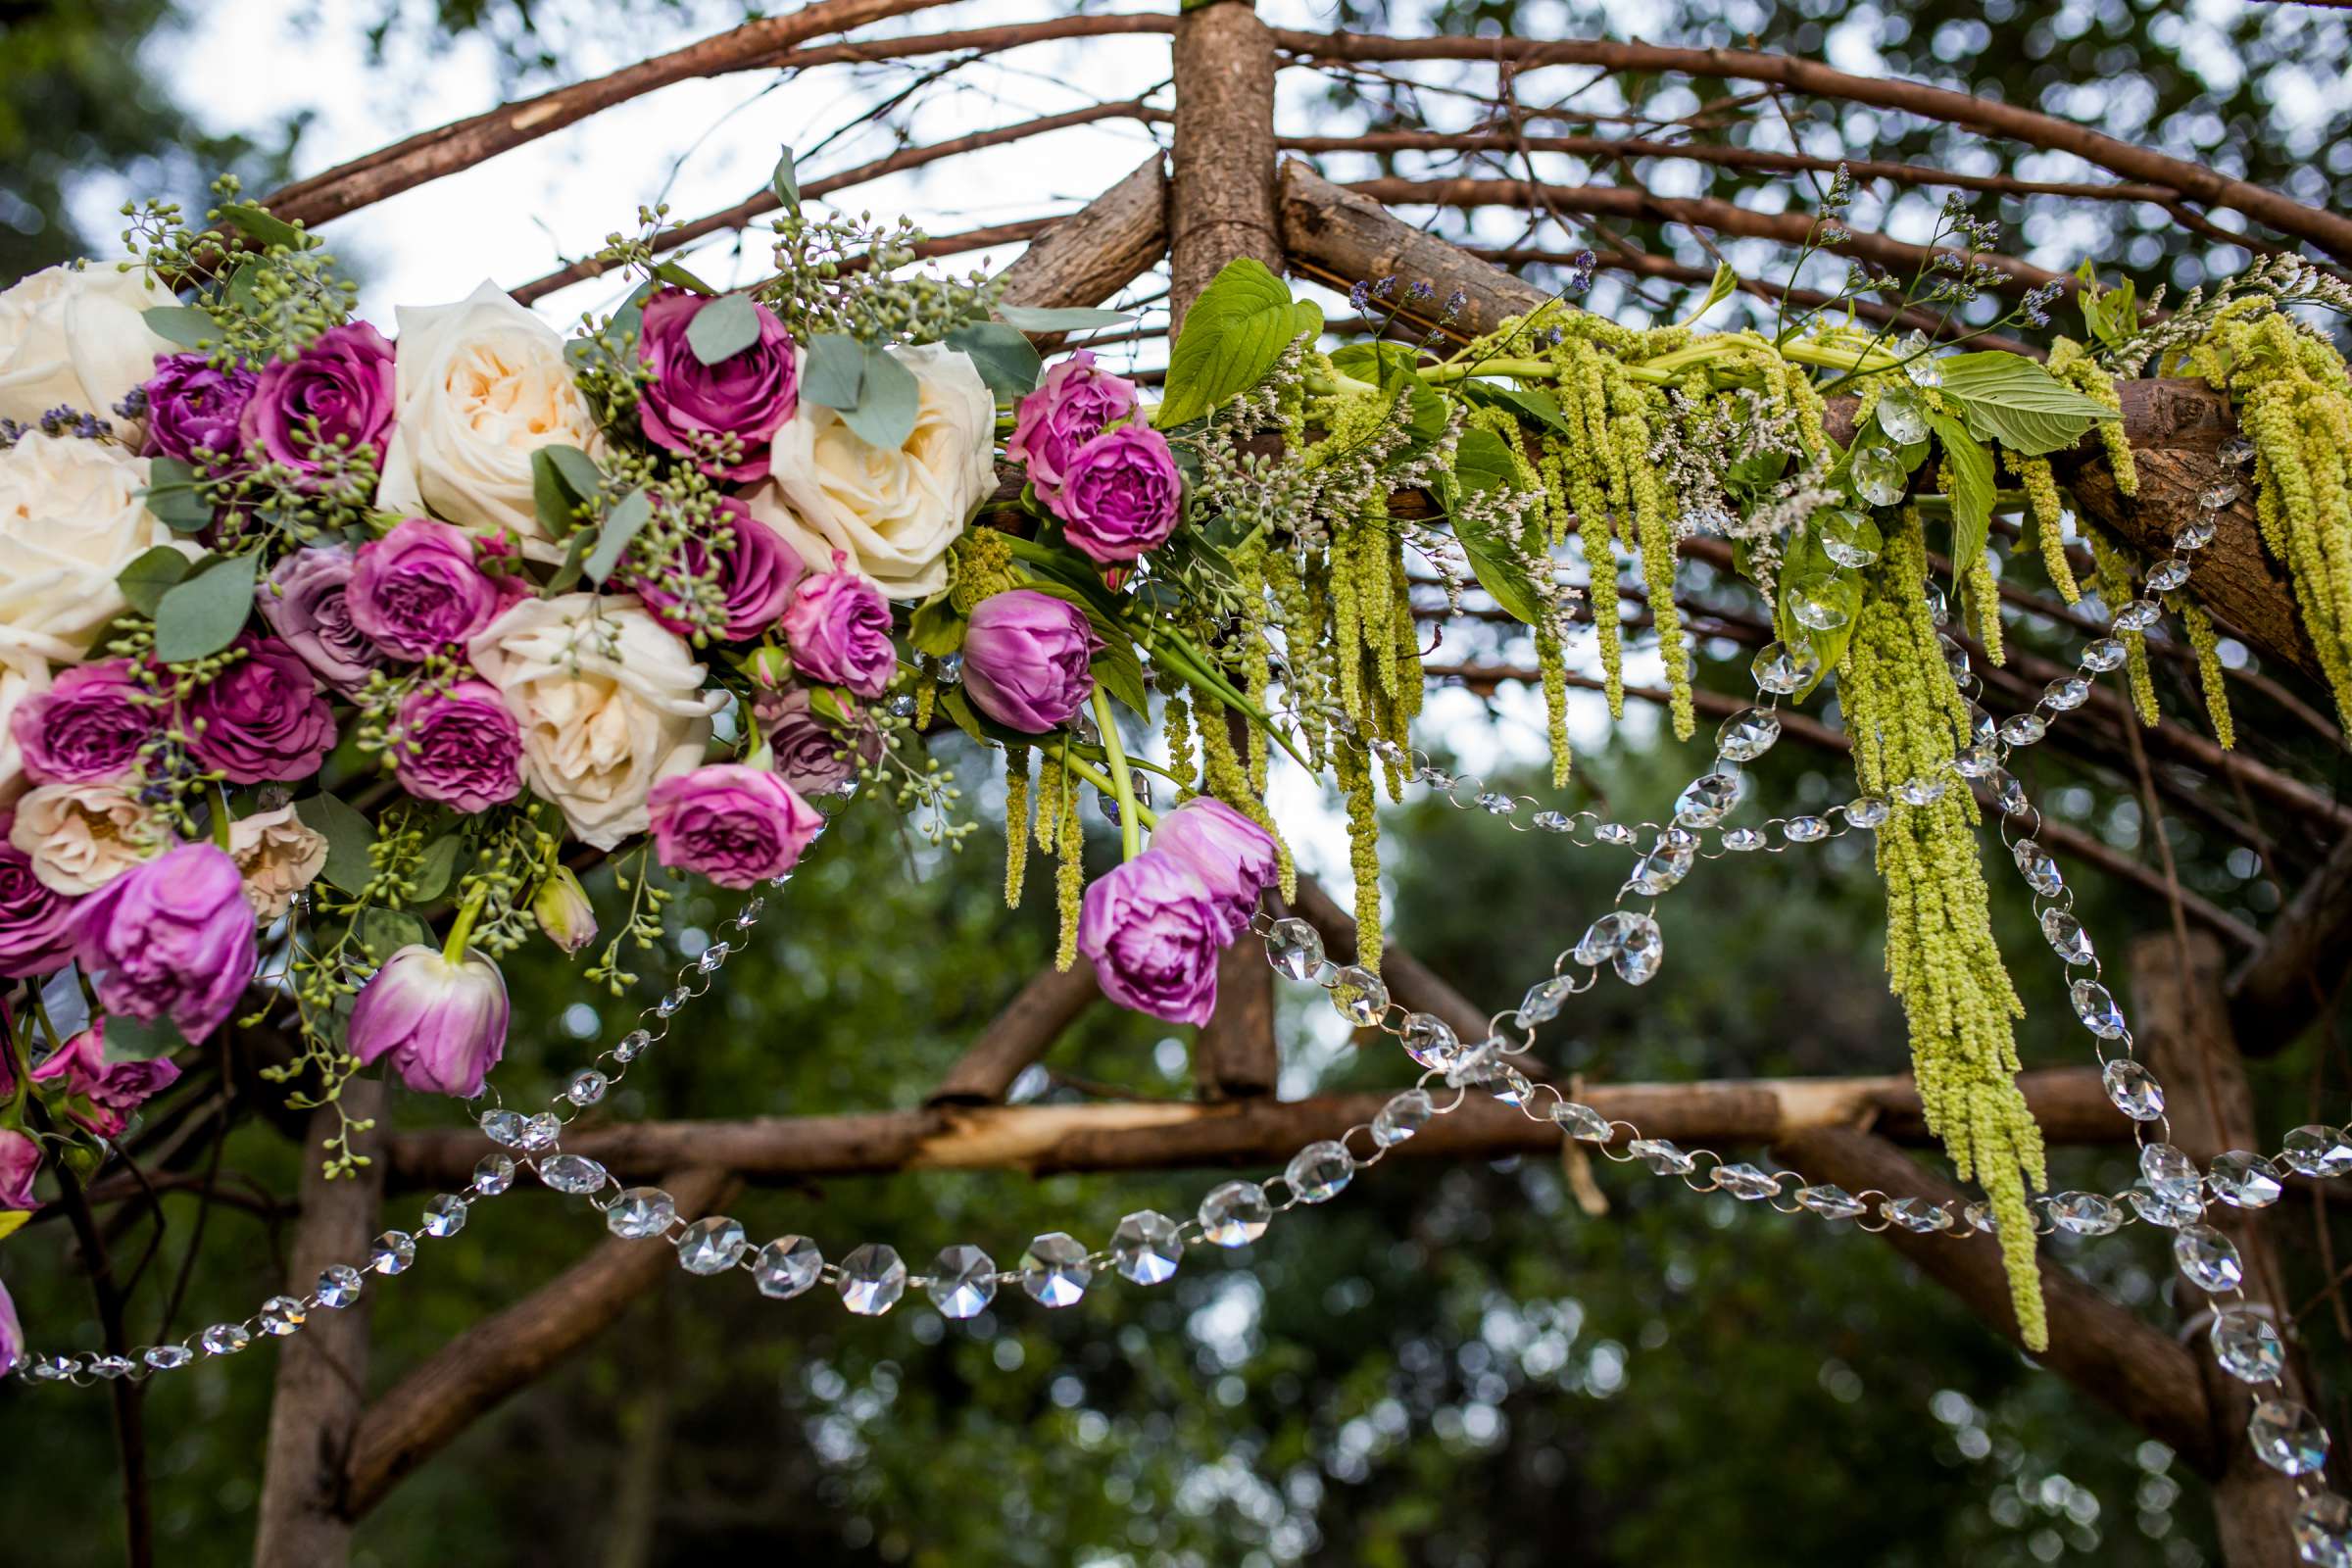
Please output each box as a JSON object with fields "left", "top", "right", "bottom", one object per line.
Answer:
{"left": 0, "top": 648, "right": 49, "bottom": 806}
{"left": 9, "top": 779, "right": 164, "bottom": 895}
{"left": 227, "top": 804, "right": 329, "bottom": 920}
{"left": 376, "top": 280, "right": 602, "bottom": 560}
{"left": 0, "top": 432, "right": 199, "bottom": 663}
{"left": 749, "top": 341, "right": 996, "bottom": 600}
{"left": 467, "top": 593, "right": 725, "bottom": 850}
{"left": 0, "top": 263, "right": 173, "bottom": 427}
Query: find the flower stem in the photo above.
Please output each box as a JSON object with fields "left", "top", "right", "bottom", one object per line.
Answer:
{"left": 441, "top": 884, "right": 489, "bottom": 963}
{"left": 206, "top": 780, "right": 233, "bottom": 852}
{"left": 1048, "top": 746, "right": 1159, "bottom": 830}
{"left": 1091, "top": 689, "right": 1142, "bottom": 860}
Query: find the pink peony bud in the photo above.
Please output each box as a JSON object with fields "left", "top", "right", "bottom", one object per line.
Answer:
{"left": 348, "top": 945, "right": 510, "bottom": 1099}
{"left": 959, "top": 589, "right": 1102, "bottom": 734}
{"left": 1150, "top": 796, "right": 1279, "bottom": 938}
{"left": 1076, "top": 851, "right": 1224, "bottom": 1026}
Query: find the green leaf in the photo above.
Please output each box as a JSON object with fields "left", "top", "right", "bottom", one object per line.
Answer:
{"left": 650, "top": 259, "right": 718, "bottom": 295}
{"left": 1455, "top": 381, "right": 1574, "bottom": 438}
{"left": 101, "top": 1013, "right": 187, "bottom": 1062}
{"left": 936, "top": 685, "right": 988, "bottom": 745}
{"left": 946, "top": 321, "right": 1043, "bottom": 400}
{"left": 152, "top": 550, "right": 259, "bottom": 662}
{"left": 997, "top": 305, "right": 1134, "bottom": 332}
{"left": 142, "top": 305, "right": 215, "bottom": 349}
{"left": 1773, "top": 527, "right": 1863, "bottom": 693}
{"left": 1092, "top": 638, "right": 1151, "bottom": 716}
{"left": 531, "top": 446, "right": 601, "bottom": 542}
{"left": 296, "top": 793, "right": 377, "bottom": 894}
{"left": 907, "top": 592, "right": 966, "bottom": 656}
{"left": 218, "top": 202, "right": 305, "bottom": 251}
{"left": 802, "top": 333, "right": 865, "bottom": 410}
{"left": 354, "top": 907, "right": 432, "bottom": 964}
{"left": 1155, "top": 258, "right": 1322, "bottom": 429}
{"left": 841, "top": 342, "right": 919, "bottom": 451}
{"left": 1927, "top": 408, "right": 1998, "bottom": 570}
{"left": 584, "top": 487, "right": 653, "bottom": 585}
{"left": 141, "top": 455, "right": 215, "bottom": 533}
{"left": 685, "top": 292, "right": 762, "bottom": 366}
{"left": 545, "top": 525, "right": 593, "bottom": 597}
{"left": 117, "top": 546, "right": 192, "bottom": 615}
{"left": 1442, "top": 426, "right": 1546, "bottom": 625}
{"left": 1936, "top": 351, "right": 2117, "bottom": 457}
{"left": 771, "top": 146, "right": 801, "bottom": 212}
{"left": 408, "top": 836, "right": 465, "bottom": 906}
{"left": 1676, "top": 261, "right": 1741, "bottom": 327}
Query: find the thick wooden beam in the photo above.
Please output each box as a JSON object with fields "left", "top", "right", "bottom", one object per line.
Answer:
{"left": 994, "top": 153, "right": 1170, "bottom": 316}
{"left": 926, "top": 957, "right": 1102, "bottom": 1105}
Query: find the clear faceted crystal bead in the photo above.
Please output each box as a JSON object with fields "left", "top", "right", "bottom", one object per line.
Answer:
{"left": 1969, "top": 707, "right": 1998, "bottom": 749}
{"left": 1373, "top": 1089, "right": 1435, "bottom": 1146}
{"left": 2013, "top": 839, "right": 2065, "bottom": 897}
{"left": 369, "top": 1231, "right": 416, "bottom": 1275}
{"left": 28, "top": 1354, "right": 80, "bottom": 1381}
{"left": 1818, "top": 506, "right": 1883, "bottom": 566}
{"left": 1789, "top": 583, "right": 1849, "bottom": 632}
{"left": 1940, "top": 634, "right": 1971, "bottom": 683}
{"left": 1844, "top": 795, "right": 1890, "bottom": 829}
{"left": 2175, "top": 513, "right": 2219, "bottom": 551}
{"left": 1875, "top": 384, "right": 1930, "bottom": 445}
{"left": 1893, "top": 775, "right": 1947, "bottom": 807}
{"left": 698, "top": 942, "right": 730, "bottom": 972}
{"left": 565, "top": 1069, "right": 608, "bottom": 1106}
{"left": 87, "top": 1355, "right": 135, "bottom": 1380}
{"left": 1752, "top": 642, "right": 1821, "bottom": 696}
{"left": 1796, "top": 1184, "right": 1867, "bottom": 1220}
{"left": 1712, "top": 1162, "right": 1783, "bottom": 1200}
{"left": 2070, "top": 979, "right": 2128, "bottom": 1039}
{"left": 2047, "top": 1192, "right": 2124, "bottom": 1236}
{"left": 1200, "top": 1181, "right": 1273, "bottom": 1247}
{"left": 1517, "top": 976, "right": 1577, "bottom": 1028}
{"left": 143, "top": 1345, "right": 193, "bottom": 1371}
{"left": 1986, "top": 768, "right": 2029, "bottom": 816}
{"left": 1953, "top": 744, "right": 1997, "bottom": 779}
{"left": 479, "top": 1108, "right": 526, "bottom": 1147}
{"left": 2174, "top": 1223, "right": 2245, "bottom": 1292}
{"left": 1020, "top": 1232, "right": 1094, "bottom": 1305}
{"left": 1784, "top": 815, "right": 1830, "bottom": 843}
{"left": 607, "top": 1187, "right": 676, "bottom": 1240}
{"left": 656, "top": 986, "right": 691, "bottom": 1017}
{"left": 1886, "top": 1198, "right": 1954, "bottom": 1233}
{"left": 1111, "top": 1211, "right": 1184, "bottom": 1285}
{"left": 1399, "top": 1011, "right": 1462, "bottom": 1070}
{"left": 2209, "top": 1150, "right": 2283, "bottom": 1208}
{"left": 1287, "top": 1141, "right": 1355, "bottom": 1203}
{"left": 1594, "top": 821, "right": 1638, "bottom": 847}
{"left": 518, "top": 1112, "right": 562, "bottom": 1151}
{"left": 2128, "top": 1186, "right": 2207, "bottom": 1229}
{"left": 1673, "top": 771, "right": 1741, "bottom": 828}
{"left": 1264, "top": 917, "right": 1324, "bottom": 981}
{"left": 754, "top": 1235, "right": 823, "bottom": 1298}
{"left": 1554, "top": 1102, "right": 1613, "bottom": 1142}
{"left": 2210, "top": 1306, "right": 2287, "bottom": 1384}
{"left": 1611, "top": 913, "right": 1664, "bottom": 986}
{"left": 1723, "top": 827, "right": 1767, "bottom": 853}
{"left": 1329, "top": 965, "right": 1390, "bottom": 1025}
{"left": 421, "top": 1194, "right": 469, "bottom": 1238}
{"left": 1925, "top": 579, "right": 1951, "bottom": 625}
{"left": 1850, "top": 443, "right": 1909, "bottom": 507}
{"left": 2039, "top": 907, "right": 2093, "bottom": 964}
{"left": 472, "top": 1153, "right": 515, "bottom": 1196}
{"left": 2283, "top": 1125, "right": 2352, "bottom": 1179}
{"left": 675, "top": 1215, "right": 749, "bottom": 1275}
{"left": 2112, "top": 599, "right": 2163, "bottom": 632}
{"left": 2082, "top": 636, "right": 2129, "bottom": 671}
{"left": 2147, "top": 558, "right": 2192, "bottom": 592}
{"left": 927, "top": 1246, "right": 998, "bottom": 1318}
{"left": 2219, "top": 435, "right": 2257, "bottom": 469}
{"left": 2250, "top": 1398, "right": 2331, "bottom": 1475}
{"left": 1575, "top": 911, "right": 1634, "bottom": 967}
{"left": 1963, "top": 1201, "right": 1998, "bottom": 1236}
{"left": 836, "top": 1244, "right": 907, "bottom": 1316}
{"left": 1629, "top": 1138, "right": 1695, "bottom": 1176}
{"left": 2102, "top": 1058, "right": 2166, "bottom": 1121}
{"left": 1532, "top": 810, "right": 1572, "bottom": 832}
{"left": 612, "top": 1029, "right": 653, "bottom": 1062}
{"left": 2142, "top": 1143, "right": 2205, "bottom": 1207}
{"left": 317, "top": 1264, "right": 365, "bottom": 1309}
{"left": 1716, "top": 707, "right": 1782, "bottom": 761}
{"left": 2200, "top": 478, "right": 2246, "bottom": 511}
{"left": 1999, "top": 713, "right": 2048, "bottom": 747}
{"left": 2297, "top": 1492, "right": 2352, "bottom": 1567}
{"left": 2042, "top": 676, "right": 2091, "bottom": 711}
{"left": 538, "top": 1154, "right": 609, "bottom": 1196}
{"left": 259, "top": 1296, "right": 307, "bottom": 1337}
{"left": 200, "top": 1323, "right": 251, "bottom": 1356}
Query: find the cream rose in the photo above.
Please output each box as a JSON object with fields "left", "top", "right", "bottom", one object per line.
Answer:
{"left": 467, "top": 593, "right": 725, "bottom": 850}
{"left": 376, "top": 280, "right": 602, "bottom": 559}
{"left": 0, "top": 648, "right": 50, "bottom": 805}
{"left": 228, "top": 805, "right": 329, "bottom": 920}
{"left": 0, "top": 432, "right": 199, "bottom": 664}
{"left": 0, "top": 263, "right": 173, "bottom": 427}
{"left": 9, "top": 779, "right": 165, "bottom": 895}
{"left": 750, "top": 341, "right": 995, "bottom": 600}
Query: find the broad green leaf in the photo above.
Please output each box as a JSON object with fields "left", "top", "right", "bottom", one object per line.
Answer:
{"left": 143, "top": 305, "right": 215, "bottom": 349}
{"left": 936, "top": 685, "right": 988, "bottom": 746}
{"left": 152, "top": 550, "right": 259, "bottom": 662}
{"left": 218, "top": 202, "right": 305, "bottom": 251}
{"left": 1155, "top": 258, "right": 1322, "bottom": 429}
{"left": 408, "top": 835, "right": 465, "bottom": 905}
{"left": 803, "top": 333, "right": 865, "bottom": 410}
{"left": 685, "top": 292, "right": 762, "bottom": 366}
{"left": 649, "top": 259, "right": 717, "bottom": 295}
{"left": 141, "top": 455, "right": 215, "bottom": 533}
{"left": 1927, "top": 408, "right": 1998, "bottom": 571}
{"left": 1456, "top": 381, "right": 1574, "bottom": 438}
{"left": 117, "top": 545, "right": 193, "bottom": 615}
{"left": 354, "top": 907, "right": 432, "bottom": 963}
{"left": 771, "top": 146, "right": 801, "bottom": 212}
{"left": 946, "top": 321, "right": 1044, "bottom": 400}
{"left": 101, "top": 1013, "right": 187, "bottom": 1062}
{"left": 296, "top": 793, "right": 377, "bottom": 894}
{"left": 907, "top": 593, "right": 966, "bottom": 656}
{"left": 530, "top": 446, "right": 592, "bottom": 540}
{"left": 1936, "top": 351, "right": 2117, "bottom": 457}
{"left": 1443, "top": 426, "right": 1546, "bottom": 625}
{"left": 1092, "top": 638, "right": 1151, "bottom": 716}
{"left": 997, "top": 305, "right": 1134, "bottom": 332}
{"left": 545, "top": 525, "right": 593, "bottom": 597}
{"left": 542, "top": 443, "right": 603, "bottom": 502}
{"left": 584, "top": 487, "right": 654, "bottom": 585}
{"left": 841, "top": 341, "right": 919, "bottom": 451}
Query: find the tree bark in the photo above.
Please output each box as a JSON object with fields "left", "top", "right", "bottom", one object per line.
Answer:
{"left": 1169, "top": 0, "right": 1282, "bottom": 327}
{"left": 995, "top": 153, "right": 1170, "bottom": 318}
{"left": 926, "top": 957, "right": 1102, "bottom": 1105}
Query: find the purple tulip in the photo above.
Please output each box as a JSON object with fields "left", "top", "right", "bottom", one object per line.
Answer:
{"left": 647, "top": 763, "right": 822, "bottom": 889}
{"left": 258, "top": 544, "right": 387, "bottom": 692}
{"left": 781, "top": 562, "right": 898, "bottom": 699}
{"left": 394, "top": 680, "right": 524, "bottom": 812}
{"left": 69, "top": 842, "right": 256, "bottom": 1043}
{"left": 30, "top": 1023, "right": 182, "bottom": 1138}
{"left": 241, "top": 320, "right": 396, "bottom": 485}
{"left": 634, "top": 496, "right": 804, "bottom": 643}
{"left": 1077, "top": 851, "right": 1224, "bottom": 1026}
{"left": 0, "top": 834, "right": 77, "bottom": 977}
{"left": 1151, "top": 796, "right": 1279, "bottom": 938}
{"left": 180, "top": 635, "right": 337, "bottom": 785}
{"left": 348, "top": 945, "right": 509, "bottom": 1099}
{"left": 1049, "top": 423, "right": 1182, "bottom": 564}
{"left": 960, "top": 589, "right": 1102, "bottom": 733}
{"left": 1007, "top": 351, "right": 1140, "bottom": 500}
{"left": 753, "top": 684, "right": 881, "bottom": 797}
{"left": 0, "top": 1277, "right": 21, "bottom": 1376}
{"left": 142, "top": 352, "right": 258, "bottom": 466}
{"left": 12, "top": 661, "right": 155, "bottom": 785}
{"left": 636, "top": 288, "right": 799, "bottom": 482}
{"left": 0, "top": 1129, "right": 38, "bottom": 1211}
{"left": 348, "top": 516, "right": 518, "bottom": 660}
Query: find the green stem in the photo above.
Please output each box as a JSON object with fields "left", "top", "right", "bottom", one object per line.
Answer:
{"left": 441, "top": 885, "right": 489, "bottom": 963}
{"left": 1091, "top": 689, "right": 1142, "bottom": 861}
{"left": 1048, "top": 747, "right": 1160, "bottom": 829}
{"left": 206, "top": 780, "right": 233, "bottom": 852}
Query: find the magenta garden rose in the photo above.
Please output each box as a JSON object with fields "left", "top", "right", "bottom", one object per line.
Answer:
{"left": 1077, "top": 851, "right": 1225, "bottom": 1026}
{"left": 394, "top": 680, "right": 525, "bottom": 812}
{"left": 142, "top": 352, "right": 258, "bottom": 465}
{"left": 754, "top": 684, "right": 881, "bottom": 797}
{"left": 259, "top": 543, "right": 386, "bottom": 691}
{"left": 69, "top": 842, "right": 256, "bottom": 1042}
{"left": 240, "top": 320, "right": 397, "bottom": 483}
{"left": 180, "top": 634, "right": 336, "bottom": 784}
{"left": 1151, "top": 796, "right": 1279, "bottom": 937}
{"left": 31, "top": 1024, "right": 182, "bottom": 1138}
{"left": 0, "top": 832, "right": 77, "bottom": 977}
{"left": 636, "top": 288, "right": 799, "bottom": 482}
{"left": 1007, "top": 350, "right": 1139, "bottom": 500}
{"left": 780, "top": 562, "right": 897, "bottom": 698}
{"left": 960, "top": 588, "right": 1102, "bottom": 733}
{"left": 647, "top": 763, "right": 822, "bottom": 889}
{"left": 0, "top": 1130, "right": 37, "bottom": 1212}
{"left": 349, "top": 516, "right": 519, "bottom": 659}
{"left": 348, "top": 945, "right": 510, "bottom": 1099}
{"left": 1050, "top": 423, "right": 1183, "bottom": 564}
{"left": 11, "top": 660, "right": 154, "bottom": 785}
{"left": 634, "top": 496, "right": 803, "bottom": 643}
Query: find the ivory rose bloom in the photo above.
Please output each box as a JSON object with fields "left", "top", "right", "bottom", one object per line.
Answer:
{"left": 10, "top": 780, "right": 164, "bottom": 895}
{"left": 0, "top": 263, "right": 173, "bottom": 426}
{"left": 227, "top": 805, "right": 329, "bottom": 920}
{"left": 376, "top": 280, "right": 601, "bottom": 558}
{"left": 0, "top": 432, "right": 196, "bottom": 663}
{"left": 751, "top": 341, "right": 995, "bottom": 600}
{"left": 467, "top": 594, "right": 725, "bottom": 850}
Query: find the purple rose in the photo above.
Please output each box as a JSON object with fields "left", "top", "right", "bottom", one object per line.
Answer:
{"left": 0, "top": 832, "right": 78, "bottom": 977}
{"left": 12, "top": 661, "right": 154, "bottom": 785}
{"left": 259, "top": 544, "right": 386, "bottom": 691}
{"left": 1008, "top": 351, "right": 1140, "bottom": 499}
{"left": 0, "top": 1278, "right": 21, "bottom": 1377}
{"left": 180, "top": 635, "right": 336, "bottom": 785}
{"left": 32, "top": 1024, "right": 182, "bottom": 1138}
{"left": 70, "top": 842, "right": 257, "bottom": 1043}
{"left": 781, "top": 563, "right": 897, "bottom": 699}
{"left": 394, "top": 680, "right": 524, "bottom": 812}
{"left": 348, "top": 945, "right": 509, "bottom": 1099}
{"left": 637, "top": 288, "right": 799, "bottom": 482}
{"left": 647, "top": 764, "right": 821, "bottom": 890}
{"left": 142, "top": 352, "right": 258, "bottom": 465}
{"left": 349, "top": 516, "right": 517, "bottom": 659}
{"left": 634, "top": 496, "right": 804, "bottom": 643}
{"left": 1078, "top": 851, "right": 1224, "bottom": 1026}
{"left": 0, "top": 1130, "right": 39, "bottom": 1211}
{"left": 1049, "top": 424, "right": 1182, "bottom": 564}
{"left": 241, "top": 320, "right": 396, "bottom": 484}
{"left": 960, "top": 589, "right": 1102, "bottom": 733}
{"left": 1152, "top": 796, "right": 1279, "bottom": 938}
{"left": 753, "top": 684, "right": 881, "bottom": 797}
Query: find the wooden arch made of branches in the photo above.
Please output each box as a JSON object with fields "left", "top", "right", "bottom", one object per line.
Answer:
{"left": 90, "top": 3, "right": 2340, "bottom": 1562}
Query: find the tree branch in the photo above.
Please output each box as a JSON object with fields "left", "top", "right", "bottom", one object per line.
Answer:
{"left": 926, "top": 957, "right": 1102, "bottom": 1105}
{"left": 2230, "top": 827, "right": 2352, "bottom": 1054}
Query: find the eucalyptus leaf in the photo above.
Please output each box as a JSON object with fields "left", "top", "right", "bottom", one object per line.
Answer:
{"left": 408, "top": 835, "right": 465, "bottom": 905}
{"left": 685, "top": 292, "right": 762, "bottom": 366}
{"left": 218, "top": 202, "right": 305, "bottom": 251}
{"left": 152, "top": 550, "right": 259, "bottom": 662}
{"left": 354, "top": 907, "right": 432, "bottom": 964}
{"left": 841, "top": 342, "right": 919, "bottom": 451}
{"left": 546, "top": 524, "right": 593, "bottom": 597}
{"left": 803, "top": 333, "right": 866, "bottom": 410}
{"left": 142, "top": 305, "right": 215, "bottom": 350}
{"left": 141, "top": 455, "right": 215, "bottom": 533}
{"left": 649, "top": 259, "right": 717, "bottom": 295}
{"left": 946, "top": 321, "right": 1043, "bottom": 400}
{"left": 1155, "top": 259, "right": 1322, "bottom": 429}
{"left": 100, "top": 1013, "right": 187, "bottom": 1063}
{"left": 117, "top": 545, "right": 193, "bottom": 616}
{"left": 296, "top": 793, "right": 377, "bottom": 894}
{"left": 997, "top": 305, "right": 1135, "bottom": 331}
{"left": 771, "top": 145, "right": 801, "bottom": 212}
{"left": 584, "top": 487, "right": 654, "bottom": 585}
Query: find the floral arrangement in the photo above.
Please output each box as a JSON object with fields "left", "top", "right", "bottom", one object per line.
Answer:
{"left": 1, "top": 159, "right": 2349, "bottom": 1368}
